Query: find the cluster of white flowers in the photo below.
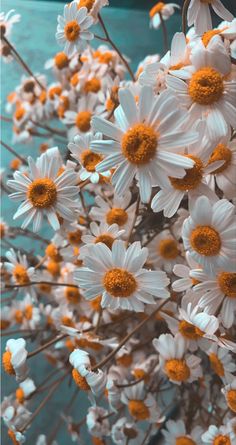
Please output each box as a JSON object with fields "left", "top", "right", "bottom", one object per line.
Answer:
{"left": 1, "top": 1, "right": 236, "bottom": 444}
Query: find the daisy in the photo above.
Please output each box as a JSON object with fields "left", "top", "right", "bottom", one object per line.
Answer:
{"left": 166, "top": 36, "right": 236, "bottom": 140}
{"left": 162, "top": 420, "right": 203, "bottom": 445}
{"left": 7, "top": 147, "right": 80, "bottom": 232}
{"left": 222, "top": 379, "right": 236, "bottom": 413}
{"left": 207, "top": 344, "right": 236, "bottom": 383}
{"left": 192, "top": 268, "right": 236, "bottom": 328}
{"left": 80, "top": 221, "right": 125, "bottom": 253}
{"left": 202, "top": 424, "right": 234, "bottom": 445}
{"left": 74, "top": 240, "right": 170, "bottom": 312}
{"left": 15, "top": 378, "right": 36, "bottom": 404}
{"left": 12, "top": 294, "right": 40, "bottom": 329}
{"left": 111, "top": 417, "right": 145, "bottom": 445}
{"left": 68, "top": 131, "right": 111, "bottom": 184}
{"left": 45, "top": 51, "right": 70, "bottom": 73}
{"left": 153, "top": 333, "right": 202, "bottom": 384}
{"left": 86, "top": 406, "right": 110, "bottom": 437}
{"left": 4, "top": 249, "right": 36, "bottom": 298}
{"left": 76, "top": 0, "right": 109, "bottom": 23}
{"left": 148, "top": 229, "right": 183, "bottom": 273}
{"left": 120, "top": 381, "right": 162, "bottom": 423}
{"left": 172, "top": 251, "right": 201, "bottom": 293}
{"left": 69, "top": 348, "right": 106, "bottom": 395}
{"left": 56, "top": 1, "right": 94, "bottom": 57}
{"left": 149, "top": 2, "right": 180, "bottom": 30}
{"left": 2, "top": 338, "right": 28, "bottom": 382}
{"left": 182, "top": 196, "right": 236, "bottom": 273}
{"left": 63, "top": 93, "right": 98, "bottom": 139}
{"left": 187, "top": 0, "right": 233, "bottom": 36}
{"left": 0, "top": 9, "right": 21, "bottom": 39}
{"left": 91, "top": 85, "right": 198, "bottom": 203}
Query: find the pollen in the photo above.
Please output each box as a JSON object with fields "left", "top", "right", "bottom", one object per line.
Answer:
{"left": 2, "top": 351, "right": 15, "bottom": 375}
{"left": 64, "top": 286, "right": 81, "bottom": 304}
{"left": 48, "top": 86, "right": 62, "bottom": 100}
{"left": 106, "top": 208, "right": 128, "bottom": 226}
{"left": 95, "top": 234, "right": 115, "bottom": 249}
{"left": 209, "top": 353, "right": 224, "bottom": 377}
{"left": 78, "top": 0, "right": 95, "bottom": 11}
{"left": 64, "top": 20, "right": 80, "bottom": 42}
{"left": 116, "top": 353, "right": 133, "bottom": 367}
{"left": 15, "top": 387, "right": 25, "bottom": 404}
{"left": 47, "top": 260, "right": 61, "bottom": 277}
{"left": 159, "top": 238, "right": 179, "bottom": 260}
{"left": 213, "top": 435, "right": 231, "bottom": 445}
{"left": 72, "top": 368, "right": 90, "bottom": 390}
{"left": 190, "top": 225, "right": 221, "bottom": 256}
{"left": 176, "top": 438, "right": 196, "bottom": 445}
{"left": 98, "top": 52, "right": 113, "bottom": 64}
{"left": 89, "top": 295, "right": 102, "bottom": 311}
{"left": 178, "top": 320, "right": 204, "bottom": 339}
{"left": 165, "top": 359, "right": 190, "bottom": 382}
{"left": 122, "top": 123, "right": 158, "bottom": 165}
{"left": 218, "top": 272, "right": 236, "bottom": 298}
{"left": 169, "top": 155, "right": 203, "bottom": 191}
{"left": 84, "top": 78, "right": 101, "bottom": 94}
{"left": 39, "top": 90, "right": 47, "bottom": 104}
{"left": 70, "top": 72, "right": 79, "bottom": 87}
{"left": 76, "top": 111, "right": 92, "bottom": 132}
{"left": 103, "top": 268, "right": 137, "bottom": 298}
{"left": 67, "top": 228, "right": 83, "bottom": 246}
{"left": 14, "top": 106, "right": 25, "bottom": 121}
{"left": 170, "top": 62, "right": 185, "bottom": 71}
{"left": 128, "top": 400, "right": 150, "bottom": 421}
{"left": 61, "top": 316, "right": 75, "bottom": 327}
{"left": 10, "top": 158, "right": 22, "bottom": 170}
{"left": 8, "top": 430, "right": 20, "bottom": 445}
{"left": 15, "top": 310, "right": 24, "bottom": 324}
{"left": 133, "top": 368, "right": 149, "bottom": 382}
{"left": 226, "top": 389, "right": 236, "bottom": 413}
{"left": 81, "top": 149, "right": 102, "bottom": 172}
{"left": 45, "top": 243, "right": 62, "bottom": 262}
{"left": 57, "top": 95, "right": 70, "bottom": 118}
{"left": 13, "top": 264, "right": 30, "bottom": 285}
{"left": 208, "top": 143, "right": 232, "bottom": 174}
{"left": 54, "top": 52, "right": 69, "bottom": 69}
{"left": 188, "top": 67, "right": 224, "bottom": 105}
{"left": 202, "top": 29, "right": 223, "bottom": 47}
{"left": 0, "top": 319, "right": 10, "bottom": 330}
{"left": 27, "top": 178, "right": 57, "bottom": 209}
{"left": 149, "top": 2, "right": 165, "bottom": 18}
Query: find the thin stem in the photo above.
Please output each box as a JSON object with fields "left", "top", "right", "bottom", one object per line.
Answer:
{"left": 126, "top": 194, "right": 140, "bottom": 246}
{"left": 27, "top": 334, "right": 67, "bottom": 358}
{"left": 182, "top": 0, "right": 190, "bottom": 35}
{"left": 11, "top": 227, "right": 49, "bottom": 245}
{"left": 159, "top": 12, "right": 168, "bottom": 53}
{"left": 1, "top": 139, "right": 27, "bottom": 165}
{"left": 0, "top": 115, "right": 12, "bottom": 122}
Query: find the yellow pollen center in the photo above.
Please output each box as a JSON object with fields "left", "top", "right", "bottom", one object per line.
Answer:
{"left": 213, "top": 435, "right": 231, "bottom": 445}
{"left": 149, "top": 2, "right": 165, "bottom": 17}
{"left": 159, "top": 238, "right": 179, "bottom": 260}
{"left": 218, "top": 272, "right": 236, "bottom": 298}
{"left": 169, "top": 155, "right": 203, "bottom": 191}
{"left": 24, "top": 305, "right": 33, "bottom": 320}
{"left": 54, "top": 52, "right": 69, "bottom": 69}
{"left": 61, "top": 316, "right": 74, "bottom": 327}
{"left": 64, "top": 286, "right": 81, "bottom": 304}
{"left": 48, "top": 86, "right": 62, "bottom": 100}
{"left": 190, "top": 225, "right": 221, "bottom": 256}
{"left": 202, "top": 29, "right": 222, "bottom": 46}
{"left": 84, "top": 78, "right": 101, "bottom": 93}
{"left": 226, "top": 389, "right": 236, "bottom": 413}
{"left": 208, "top": 144, "right": 232, "bottom": 174}
{"left": 122, "top": 123, "right": 158, "bottom": 165}
{"left": 128, "top": 400, "right": 149, "bottom": 421}
{"left": 81, "top": 149, "right": 102, "bottom": 172}
{"left": 47, "top": 260, "right": 60, "bottom": 276}
{"left": 78, "top": 0, "right": 95, "bottom": 11}
{"left": 179, "top": 320, "right": 204, "bottom": 339}
{"left": 106, "top": 208, "right": 128, "bottom": 226}
{"left": 0, "top": 320, "right": 10, "bottom": 330}
{"left": 64, "top": 20, "right": 80, "bottom": 42}
{"left": 165, "top": 359, "right": 190, "bottom": 382}
{"left": 16, "top": 387, "right": 25, "bottom": 403}
{"left": 2, "top": 351, "right": 15, "bottom": 375}
{"left": 133, "top": 368, "right": 149, "bottom": 382}
{"left": 116, "top": 353, "right": 133, "bottom": 367}
{"left": 27, "top": 178, "right": 57, "bottom": 209}
{"left": 76, "top": 111, "right": 92, "bottom": 132}
{"left": 209, "top": 353, "right": 224, "bottom": 377}
{"left": 15, "top": 106, "right": 25, "bottom": 121}
{"left": 89, "top": 295, "right": 102, "bottom": 311}
{"left": 189, "top": 67, "right": 224, "bottom": 105}
{"left": 176, "top": 438, "right": 196, "bottom": 445}
{"left": 8, "top": 430, "right": 20, "bottom": 445}
{"left": 98, "top": 52, "right": 113, "bottom": 64}
{"left": 15, "top": 310, "right": 24, "bottom": 324}
{"left": 95, "top": 234, "right": 115, "bottom": 249}
{"left": 67, "top": 229, "right": 82, "bottom": 246}
{"left": 103, "top": 268, "right": 137, "bottom": 298}
{"left": 45, "top": 243, "right": 62, "bottom": 262}
{"left": 13, "top": 264, "right": 30, "bottom": 285}
{"left": 72, "top": 368, "right": 90, "bottom": 390}
{"left": 10, "top": 158, "right": 22, "bottom": 170}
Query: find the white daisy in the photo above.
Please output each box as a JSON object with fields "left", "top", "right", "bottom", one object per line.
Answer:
{"left": 86, "top": 406, "right": 110, "bottom": 437}
{"left": 69, "top": 348, "right": 106, "bottom": 395}
{"left": 63, "top": 93, "right": 98, "bottom": 139}
{"left": 162, "top": 419, "right": 203, "bottom": 445}
{"left": 80, "top": 221, "right": 125, "bottom": 254}
{"left": 221, "top": 379, "right": 236, "bottom": 414}
{"left": 12, "top": 294, "right": 40, "bottom": 330}
{"left": 74, "top": 240, "right": 170, "bottom": 312}
{"left": 0, "top": 9, "right": 21, "bottom": 39}
{"left": 182, "top": 196, "right": 236, "bottom": 273}
{"left": 16, "top": 378, "right": 36, "bottom": 404}
{"left": 91, "top": 85, "right": 198, "bottom": 203}
{"left": 149, "top": 2, "right": 180, "bottom": 30}
{"left": 7, "top": 147, "right": 80, "bottom": 232}
{"left": 111, "top": 417, "right": 145, "bottom": 445}
{"left": 166, "top": 36, "right": 236, "bottom": 140}
{"left": 153, "top": 333, "right": 202, "bottom": 384}
{"left": 206, "top": 344, "right": 236, "bottom": 383}
{"left": 202, "top": 424, "right": 234, "bottom": 445}
{"left": 187, "top": 0, "right": 233, "bottom": 36}
{"left": 56, "top": 1, "right": 94, "bottom": 57}
{"left": 172, "top": 251, "right": 201, "bottom": 293}
{"left": 120, "top": 381, "right": 162, "bottom": 423}
{"left": 2, "top": 338, "right": 28, "bottom": 382}
{"left": 148, "top": 229, "right": 183, "bottom": 273}
{"left": 76, "top": 0, "right": 109, "bottom": 23}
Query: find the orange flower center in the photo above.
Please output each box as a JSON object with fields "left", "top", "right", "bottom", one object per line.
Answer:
{"left": 27, "top": 178, "right": 57, "bottom": 208}
{"left": 45, "top": 243, "right": 62, "bottom": 262}
{"left": 57, "top": 95, "right": 70, "bottom": 118}
{"left": 0, "top": 223, "right": 6, "bottom": 238}
{"left": 78, "top": 0, "right": 95, "bottom": 11}
{"left": 208, "top": 143, "right": 232, "bottom": 174}
{"left": 213, "top": 435, "right": 231, "bottom": 445}
{"left": 0, "top": 319, "right": 10, "bottom": 330}
{"left": 176, "top": 438, "right": 196, "bottom": 445}
{"left": 84, "top": 78, "right": 101, "bottom": 93}
{"left": 64, "top": 20, "right": 80, "bottom": 42}
{"left": 103, "top": 268, "right": 137, "bottom": 298}
{"left": 165, "top": 359, "right": 190, "bottom": 382}
{"left": 72, "top": 368, "right": 90, "bottom": 390}
{"left": 47, "top": 260, "right": 61, "bottom": 276}
{"left": 218, "top": 272, "right": 236, "bottom": 298}
{"left": 189, "top": 67, "right": 224, "bottom": 105}
{"left": 89, "top": 295, "right": 102, "bottom": 311}
{"left": 70, "top": 72, "right": 79, "bottom": 87}
{"left": 133, "top": 368, "right": 149, "bottom": 382}
{"left": 202, "top": 29, "right": 224, "bottom": 46}
{"left": 95, "top": 234, "right": 115, "bottom": 249}
{"left": 190, "top": 225, "right": 221, "bottom": 256}
{"left": 2, "top": 351, "right": 15, "bottom": 375}
{"left": 48, "top": 86, "right": 62, "bottom": 100}
{"left": 24, "top": 305, "right": 33, "bottom": 320}
{"left": 96, "top": 51, "right": 113, "bottom": 64}
{"left": 38, "top": 282, "right": 52, "bottom": 293}
{"left": 159, "top": 238, "right": 179, "bottom": 260}
{"left": 64, "top": 286, "right": 81, "bottom": 304}
{"left": 149, "top": 2, "right": 165, "bottom": 17}
{"left": 226, "top": 389, "right": 236, "bottom": 413}
{"left": 67, "top": 229, "right": 83, "bottom": 246}
{"left": 16, "top": 387, "right": 25, "bottom": 403}
{"left": 116, "top": 353, "right": 133, "bottom": 367}
{"left": 10, "top": 158, "right": 22, "bottom": 170}
{"left": 54, "top": 52, "right": 69, "bottom": 69}
{"left": 178, "top": 320, "right": 204, "bottom": 339}
{"left": 15, "top": 310, "right": 24, "bottom": 324}
{"left": 81, "top": 149, "right": 102, "bottom": 172}
{"left": 76, "top": 111, "right": 92, "bottom": 132}
{"left": 122, "top": 123, "right": 158, "bottom": 165}
{"left": 61, "top": 316, "right": 75, "bottom": 327}
{"left": 13, "top": 264, "right": 30, "bottom": 285}
{"left": 8, "top": 430, "right": 20, "bottom": 445}
{"left": 169, "top": 155, "right": 203, "bottom": 191}
{"left": 14, "top": 106, "right": 25, "bottom": 121}
{"left": 128, "top": 400, "right": 149, "bottom": 421}
{"left": 39, "top": 90, "right": 47, "bottom": 104}
{"left": 209, "top": 353, "right": 224, "bottom": 377}
{"left": 170, "top": 62, "right": 185, "bottom": 71}
{"left": 106, "top": 208, "right": 128, "bottom": 226}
